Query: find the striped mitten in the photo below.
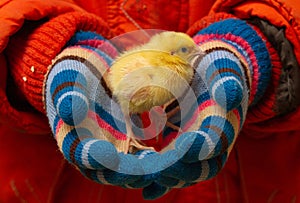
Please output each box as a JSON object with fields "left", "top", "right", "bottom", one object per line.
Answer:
{"left": 177, "top": 18, "right": 273, "bottom": 162}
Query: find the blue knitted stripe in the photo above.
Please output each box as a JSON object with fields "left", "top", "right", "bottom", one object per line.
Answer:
{"left": 200, "top": 116, "right": 235, "bottom": 144}
{"left": 50, "top": 69, "right": 87, "bottom": 92}
{"left": 201, "top": 117, "right": 235, "bottom": 158}
{"left": 71, "top": 128, "right": 106, "bottom": 170}
{"left": 52, "top": 115, "right": 60, "bottom": 134}
{"left": 179, "top": 131, "right": 205, "bottom": 162}
{"left": 92, "top": 102, "right": 127, "bottom": 133}
{"left": 137, "top": 149, "right": 183, "bottom": 175}
{"left": 49, "top": 68, "right": 89, "bottom": 125}
{"left": 205, "top": 58, "right": 244, "bottom": 84}
{"left": 214, "top": 81, "right": 243, "bottom": 110}
{"left": 48, "top": 59, "right": 104, "bottom": 96}
{"left": 201, "top": 127, "right": 226, "bottom": 158}
{"left": 59, "top": 126, "right": 115, "bottom": 170}
{"left": 59, "top": 95, "right": 88, "bottom": 125}
{"left": 90, "top": 82, "right": 126, "bottom": 125}
{"left": 87, "top": 148, "right": 107, "bottom": 170}
{"left": 102, "top": 169, "right": 139, "bottom": 186}
{"left": 161, "top": 160, "right": 203, "bottom": 182}
{"left": 66, "top": 31, "right": 106, "bottom": 47}
{"left": 155, "top": 175, "right": 180, "bottom": 188}
{"left": 82, "top": 140, "right": 115, "bottom": 171}
{"left": 79, "top": 168, "right": 105, "bottom": 184}
{"left": 73, "top": 130, "right": 93, "bottom": 168}
{"left": 66, "top": 31, "right": 118, "bottom": 60}
{"left": 60, "top": 128, "right": 113, "bottom": 169}
{"left": 50, "top": 70, "right": 87, "bottom": 105}
{"left": 53, "top": 86, "right": 86, "bottom": 107}
{"left": 142, "top": 182, "right": 169, "bottom": 200}
{"left": 61, "top": 128, "right": 80, "bottom": 164}
{"left": 58, "top": 125, "right": 122, "bottom": 170}
{"left": 206, "top": 153, "right": 227, "bottom": 180}
{"left": 127, "top": 174, "right": 155, "bottom": 188}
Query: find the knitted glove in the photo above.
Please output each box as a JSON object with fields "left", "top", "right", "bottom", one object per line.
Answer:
{"left": 44, "top": 18, "right": 273, "bottom": 199}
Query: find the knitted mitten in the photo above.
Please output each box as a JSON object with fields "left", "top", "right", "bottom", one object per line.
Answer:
{"left": 150, "top": 18, "right": 273, "bottom": 197}
{"left": 44, "top": 18, "right": 273, "bottom": 199}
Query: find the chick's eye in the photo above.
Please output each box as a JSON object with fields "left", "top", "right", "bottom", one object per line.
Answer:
{"left": 181, "top": 47, "right": 188, "bottom": 53}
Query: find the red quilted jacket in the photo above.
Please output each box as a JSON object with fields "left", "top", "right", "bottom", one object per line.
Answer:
{"left": 0, "top": 0, "right": 299, "bottom": 202}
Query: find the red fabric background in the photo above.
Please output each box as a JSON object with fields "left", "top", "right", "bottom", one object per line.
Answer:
{"left": 0, "top": 0, "right": 300, "bottom": 202}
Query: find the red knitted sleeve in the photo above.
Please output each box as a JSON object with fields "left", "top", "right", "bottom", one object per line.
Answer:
{"left": 5, "top": 11, "right": 114, "bottom": 114}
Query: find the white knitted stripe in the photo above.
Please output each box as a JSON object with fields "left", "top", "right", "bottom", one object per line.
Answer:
{"left": 197, "top": 50, "right": 243, "bottom": 79}
{"left": 81, "top": 139, "right": 98, "bottom": 169}
{"left": 195, "top": 160, "right": 210, "bottom": 182}
{"left": 56, "top": 91, "right": 89, "bottom": 113}
{"left": 96, "top": 170, "right": 111, "bottom": 185}
{"left": 196, "top": 130, "right": 216, "bottom": 160}
{"left": 211, "top": 76, "right": 243, "bottom": 97}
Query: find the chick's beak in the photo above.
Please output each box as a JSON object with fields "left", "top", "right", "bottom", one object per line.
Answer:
{"left": 189, "top": 46, "right": 205, "bottom": 69}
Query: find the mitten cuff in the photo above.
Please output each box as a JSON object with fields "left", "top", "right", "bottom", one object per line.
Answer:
{"left": 6, "top": 11, "right": 114, "bottom": 113}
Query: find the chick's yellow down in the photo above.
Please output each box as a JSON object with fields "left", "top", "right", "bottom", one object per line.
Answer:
{"left": 107, "top": 31, "right": 203, "bottom": 153}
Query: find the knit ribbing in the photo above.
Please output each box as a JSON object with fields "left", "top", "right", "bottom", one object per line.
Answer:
{"left": 249, "top": 18, "right": 300, "bottom": 117}
{"left": 245, "top": 22, "right": 282, "bottom": 123}
{"left": 6, "top": 11, "right": 113, "bottom": 113}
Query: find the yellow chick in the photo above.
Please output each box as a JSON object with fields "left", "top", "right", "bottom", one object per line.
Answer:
{"left": 107, "top": 31, "right": 203, "bottom": 153}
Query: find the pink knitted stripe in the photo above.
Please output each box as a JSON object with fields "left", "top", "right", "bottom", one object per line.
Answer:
{"left": 55, "top": 111, "right": 127, "bottom": 141}
{"left": 76, "top": 39, "right": 119, "bottom": 58}
{"left": 182, "top": 99, "right": 217, "bottom": 131}
{"left": 55, "top": 119, "right": 65, "bottom": 139}
{"left": 88, "top": 111, "right": 127, "bottom": 140}
{"left": 198, "top": 98, "right": 217, "bottom": 111}
{"left": 232, "top": 109, "right": 241, "bottom": 128}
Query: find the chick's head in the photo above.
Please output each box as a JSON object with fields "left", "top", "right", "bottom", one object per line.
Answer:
{"left": 143, "top": 31, "right": 203, "bottom": 67}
